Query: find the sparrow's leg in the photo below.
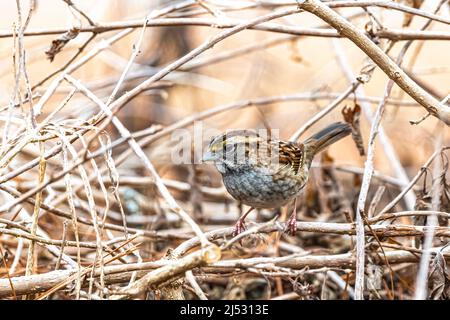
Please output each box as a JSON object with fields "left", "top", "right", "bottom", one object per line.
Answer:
{"left": 285, "top": 198, "right": 298, "bottom": 236}
{"left": 233, "top": 207, "right": 254, "bottom": 236}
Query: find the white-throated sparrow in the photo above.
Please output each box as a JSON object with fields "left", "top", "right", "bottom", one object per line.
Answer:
{"left": 202, "top": 122, "right": 351, "bottom": 236}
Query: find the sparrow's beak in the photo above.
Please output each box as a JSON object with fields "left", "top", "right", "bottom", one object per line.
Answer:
{"left": 202, "top": 150, "right": 217, "bottom": 163}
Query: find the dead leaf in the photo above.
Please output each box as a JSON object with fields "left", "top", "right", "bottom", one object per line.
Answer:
{"left": 291, "top": 276, "right": 313, "bottom": 299}
{"left": 45, "top": 27, "right": 80, "bottom": 62}
{"left": 428, "top": 251, "right": 449, "bottom": 300}
{"left": 342, "top": 103, "right": 365, "bottom": 156}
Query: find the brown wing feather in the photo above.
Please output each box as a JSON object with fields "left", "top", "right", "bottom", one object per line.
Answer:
{"left": 277, "top": 141, "right": 304, "bottom": 175}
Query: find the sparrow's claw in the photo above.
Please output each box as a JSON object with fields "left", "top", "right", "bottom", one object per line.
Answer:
{"left": 285, "top": 213, "right": 297, "bottom": 236}
{"left": 233, "top": 219, "right": 247, "bottom": 237}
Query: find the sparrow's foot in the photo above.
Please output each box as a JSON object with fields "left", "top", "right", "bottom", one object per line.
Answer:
{"left": 285, "top": 212, "right": 297, "bottom": 236}
{"left": 232, "top": 219, "right": 247, "bottom": 237}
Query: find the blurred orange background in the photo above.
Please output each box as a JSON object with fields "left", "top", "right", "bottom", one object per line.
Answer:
{"left": 0, "top": 0, "right": 448, "bottom": 178}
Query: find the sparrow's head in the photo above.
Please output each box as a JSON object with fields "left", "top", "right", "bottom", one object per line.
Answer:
{"left": 202, "top": 130, "right": 265, "bottom": 172}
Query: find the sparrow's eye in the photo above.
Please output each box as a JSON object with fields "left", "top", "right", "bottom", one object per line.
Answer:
{"left": 224, "top": 143, "right": 236, "bottom": 153}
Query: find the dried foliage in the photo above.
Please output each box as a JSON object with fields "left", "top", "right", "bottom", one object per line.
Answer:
{"left": 428, "top": 251, "right": 450, "bottom": 300}
{"left": 0, "top": 0, "right": 449, "bottom": 301}
{"left": 45, "top": 27, "right": 80, "bottom": 62}
{"left": 342, "top": 103, "right": 365, "bottom": 156}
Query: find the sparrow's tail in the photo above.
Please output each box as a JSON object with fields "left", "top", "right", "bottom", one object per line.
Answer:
{"left": 303, "top": 122, "right": 351, "bottom": 160}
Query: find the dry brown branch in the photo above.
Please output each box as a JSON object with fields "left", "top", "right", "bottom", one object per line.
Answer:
{"left": 0, "top": 241, "right": 448, "bottom": 298}
{"left": 2, "top": 22, "right": 449, "bottom": 40}
{"left": 332, "top": 39, "right": 417, "bottom": 211}
{"left": 289, "top": 82, "right": 360, "bottom": 142}
{"left": 0, "top": 0, "right": 448, "bottom": 301}
{"left": 298, "top": 0, "right": 450, "bottom": 125}
{"left": 1, "top": 0, "right": 449, "bottom": 39}
{"left": 379, "top": 148, "right": 449, "bottom": 215}
{"left": 110, "top": 245, "right": 220, "bottom": 299}
{"left": 63, "top": 74, "right": 211, "bottom": 247}
{"left": 414, "top": 122, "right": 446, "bottom": 300}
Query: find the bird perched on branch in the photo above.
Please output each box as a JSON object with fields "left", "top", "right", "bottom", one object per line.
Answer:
{"left": 202, "top": 122, "right": 352, "bottom": 236}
